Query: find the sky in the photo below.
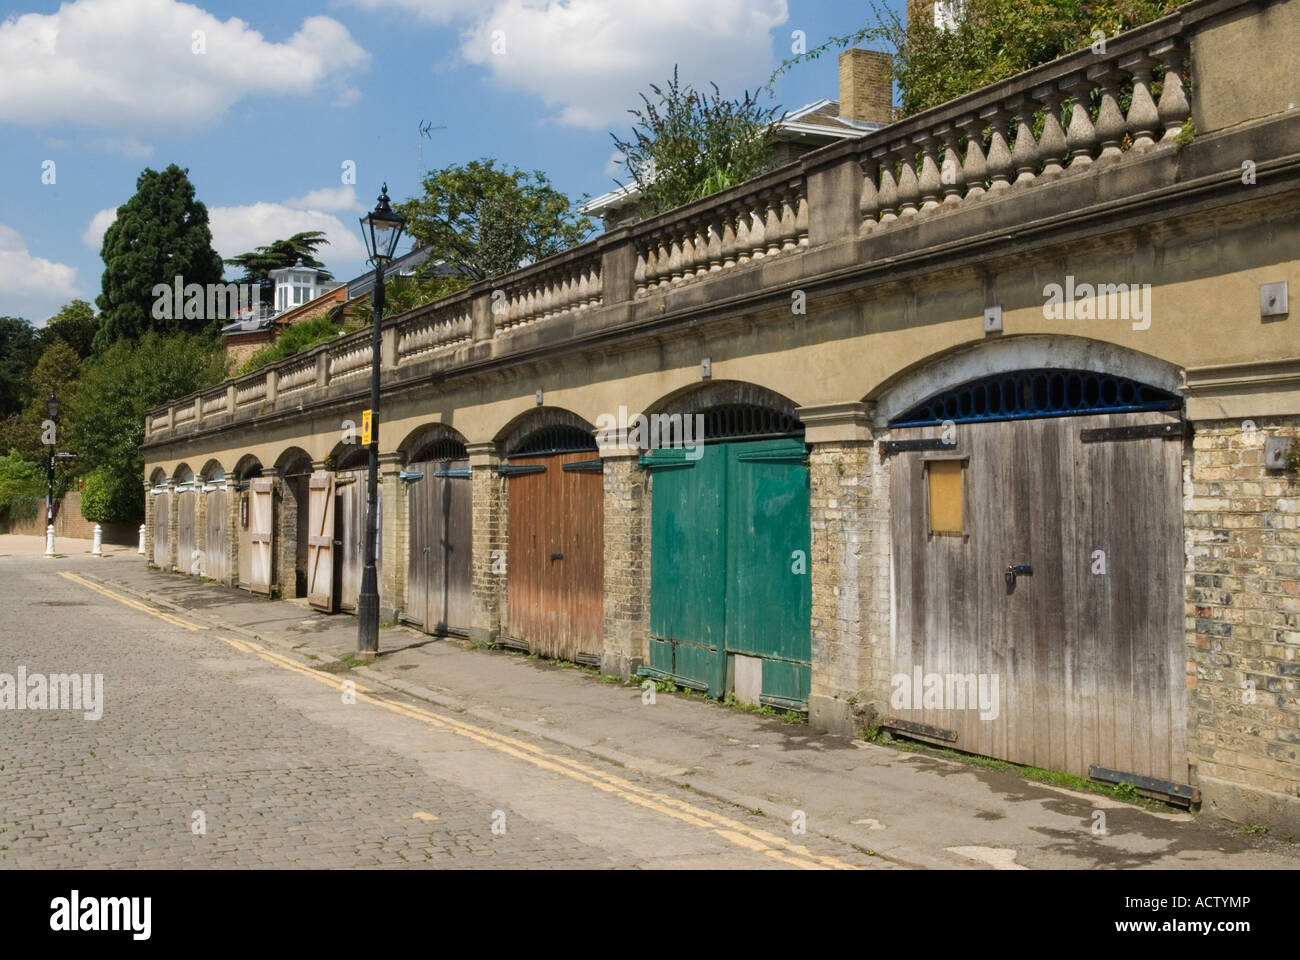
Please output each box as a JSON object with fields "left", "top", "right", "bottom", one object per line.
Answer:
{"left": 0, "top": 0, "right": 905, "bottom": 324}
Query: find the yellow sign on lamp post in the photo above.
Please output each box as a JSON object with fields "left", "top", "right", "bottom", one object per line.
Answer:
{"left": 361, "top": 409, "right": 373, "bottom": 445}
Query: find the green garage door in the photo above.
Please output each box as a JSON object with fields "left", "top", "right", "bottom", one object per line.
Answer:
{"left": 643, "top": 436, "right": 811, "bottom": 707}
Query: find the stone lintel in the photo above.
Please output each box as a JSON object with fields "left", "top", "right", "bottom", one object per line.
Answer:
{"left": 797, "top": 401, "right": 875, "bottom": 444}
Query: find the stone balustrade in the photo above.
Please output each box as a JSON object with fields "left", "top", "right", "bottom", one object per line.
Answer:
{"left": 276, "top": 357, "right": 317, "bottom": 398}
{"left": 396, "top": 303, "right": 473, "bottom": 361}
{"left": 328, "top": 340, "right": 372, "bottom": 383}
{"left": 632, "top": 179, "right": 808, "bottom": 297}
{"left": 495, "top": 255, "right": 603, "bottom": 332}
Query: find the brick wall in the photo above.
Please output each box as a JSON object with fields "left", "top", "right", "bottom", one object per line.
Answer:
{"left": 4, "top": 491, "right": 136, "bottom": 544}
{"left": 807, "top": 440, "right": 893, "bottom": 735}
{"left": 470, "top": 459, "right": 507, "bottom": 644}
{"left": 1186, "top": 417, "right": 1300, "bottom": 823}
{"left": 600, "top": 453, "right": 650, "bottom": 677}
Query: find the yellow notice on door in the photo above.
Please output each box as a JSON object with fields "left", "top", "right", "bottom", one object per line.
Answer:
{"left": 361, "top": 409, "right": 373, "bottom": 445}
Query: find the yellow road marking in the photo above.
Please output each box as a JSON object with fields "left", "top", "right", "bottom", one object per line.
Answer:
{"left": 62, "top": 573, "right": 856, "bottom": 870}
{"left": 60, "top": 572, "right": 201, "bottom": 631}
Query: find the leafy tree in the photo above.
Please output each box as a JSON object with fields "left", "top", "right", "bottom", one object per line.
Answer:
{"left": 0, "top": 338, "right": 84, "bottom": 465}
{"left": 0, "top": 449, "right": 43, "bottom": 526}
{"left": 41, "top": 300, "right": 99, "bottom": 359}
{"left": 95, "top": 164, "right": 225, "bottom": 349}
{"left": 80, "top": 467, "right": 136, "bottom": 526}
{"left": 399, "top": 159, "right": 593, "bottom": 282}
{"left": 69, "top": 331, "right": 226, "bottom": 523}
{"left": 237, "top": 314, "right": 347, "bottom": 375}
{"left": 772, "top": 0, "right": 1190, "bottom": 118}
{"left": 611, "top": 67, "right": 782, "bottom": 219}
{"left": 224, "top": 231, "right": 331, "bottom": 283}
{"left": 0, "top": 316, "right": 41, "bottom": 418}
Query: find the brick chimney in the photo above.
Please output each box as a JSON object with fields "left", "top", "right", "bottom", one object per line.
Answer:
{"left": 838, "top": 49, "right": 893, "bottom": 125}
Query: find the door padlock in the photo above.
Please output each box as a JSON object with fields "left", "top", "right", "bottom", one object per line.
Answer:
{"left": 1005, "top": 563, "right": 1033, "bottom": 587}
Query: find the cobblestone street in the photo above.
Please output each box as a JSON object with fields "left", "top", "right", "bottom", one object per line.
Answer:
{"left": 0, "top": 554, "right": 876, "bottom": 869}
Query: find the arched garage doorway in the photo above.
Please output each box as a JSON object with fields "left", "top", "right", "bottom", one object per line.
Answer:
{"left": 640, "top": 385, "right": 811, "bottom": 708}
{"left": 500, "top": 414, "right": 603, "bottom": 661}
{"left": 402, "top": 429, "right": 472, "bottom": 636}
{"left": 883, "top": 365, "right": 1189, "bottom": 788}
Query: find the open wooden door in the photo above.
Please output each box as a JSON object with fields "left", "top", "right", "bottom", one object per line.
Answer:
{"left": 307, "top": 472, "right": 338, "bottom": 612}
{"left": 248, "top": 477, "right": 274, "bottom": 595}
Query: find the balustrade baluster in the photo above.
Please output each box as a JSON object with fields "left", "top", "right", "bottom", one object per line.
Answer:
{"left": 1088, "top": 63, "right": 1126, "bottom": 160}
{"left": 1152, "top": 41, "right": 1190, "bottom": 142}
{"left": 956, "top": 114, "right": 987, "bottom": 200}
{"left": 1008, "top": 96, "right": 1039, "bottom": 185}
{"left": 916, "top": 132, "right": 943, "bottom": 210}
{"left": 1062, "top": 73, "right": 1098, "bottom": 168}
{"left": 1121, "top": 53, "right": 1160, "bottom": 149}
{"left": 1034, "top": 84, "right": 1067, "bottom": 177}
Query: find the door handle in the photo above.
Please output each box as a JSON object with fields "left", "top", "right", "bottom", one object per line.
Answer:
{"left": 550, "top": 552, "right": 563, "bottom": 561}
{"left": 1005, "top": 563, "right": 1033, "bottom": 588}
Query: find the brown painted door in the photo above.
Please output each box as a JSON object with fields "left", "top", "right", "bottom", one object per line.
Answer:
{"left": 249, "top": 478, "right": 274, "bottom": 595}
{"left": 204, "top": 488, "right": 227, "bottom": 582}
{"left": 307, "top": 473, "right": 337, "bottom": 612}
{"left": 889, "top": 410, "right": 1186, "bottom": 783}
{"left": 175, "top": 490, "right": 197, "bottom": 574}
{"left": 406, "top": 460, "right": 472, "bottom": 633}
{"left": 338, "top": 470, "right": 381, "bottom": 612}
{"left": 506, "top": 452, "right": 604, "bottom": 660}
{"left": 152, "top": 492, "right": 169, "bottom": 566}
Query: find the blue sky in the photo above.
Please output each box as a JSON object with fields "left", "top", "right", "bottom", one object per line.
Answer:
{"left": 0, "top": 0, "right": 904, "bottom": 323}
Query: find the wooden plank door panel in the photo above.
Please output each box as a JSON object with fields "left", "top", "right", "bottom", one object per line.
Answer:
{"left": 249, "top": 478, "right": 274, "bottom": 595}
{"left": 152, "top": 492, "right": 169, "bottom": 567}
{"left": 307, "top": 472, "right": 337, "bottom": 612}
{"left": 204, "top": 489, "right": 227, "bottom": 582}
{"left": 176, "top": 490, "right": 197, "bottom": 575}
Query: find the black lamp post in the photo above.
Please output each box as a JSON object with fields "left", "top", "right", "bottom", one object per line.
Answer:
{"left": 45, "top": 392, "right": 59, "bottom": 527}
{"left": 356, "top": 184, "right": 406, "bottom": 654}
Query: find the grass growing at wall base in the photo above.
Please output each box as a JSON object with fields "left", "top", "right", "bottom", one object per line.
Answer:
{"left": 861, "top": 725, "right": 1171, "bottom": 811}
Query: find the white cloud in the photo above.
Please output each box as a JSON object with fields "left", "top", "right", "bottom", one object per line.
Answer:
{"left": 207, "top": 203, "right": 368, "bottom": 268}
{"left": 87, "top": 136, "right": 155, "bottom": 159}
{"left": 346, "top": 0, "right": 788, "bottom": 129}
{"left": 0, "top": 225, "right": 80, "bottom": 322}
{"left": 82, "top": 208, "right": 118, "bottom": 250}
{"left": 286, "top": 186, "right": 364, "bottom": 213}
{"left": 81, "top": 198, "right": 369, "bottom": 276}
{"left": 0, "top": 0, "right": 370, "bottom": 133}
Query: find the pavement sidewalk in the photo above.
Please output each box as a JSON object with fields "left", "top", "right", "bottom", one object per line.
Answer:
{"left": 52, "top": 546, "right": 1300, "bottom": 870}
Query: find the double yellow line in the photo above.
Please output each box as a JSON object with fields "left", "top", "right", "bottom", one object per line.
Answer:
{"left": 60, "top": 571, "right": 857, "bottom": 870}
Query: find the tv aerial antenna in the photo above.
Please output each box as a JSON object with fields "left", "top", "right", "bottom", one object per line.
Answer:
{"left": 417, "top": 120, "right": 447, "bottom": 180}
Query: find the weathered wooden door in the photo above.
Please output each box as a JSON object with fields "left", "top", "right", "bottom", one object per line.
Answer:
{"left": 337, "top": 470, "right": 381, "bottom": 613}
{"left": 505, "top": 452, "right": 604, "bottom": 659}
{"left": 406, "top": 459, "right": 472, "bottom": 634}
{"left": 152, "top": 491, "right": 169, "bottom": 567}
{"left": 645, "top": 438, "right": 811, "bottom": 704}
{"left": 175, "top": 489, "right": 197, "bottom": 574}
{"left": 248, "top": 478, "right": 274, "bottom": 595}
{"left": 203, "top": 488, "right": 227, "bottom": 582}
{"left": 306, "top": 472, "right": 337, "bottom": 612}
{"left": 889, "top": 409, "right": 1186, "bottom": 784}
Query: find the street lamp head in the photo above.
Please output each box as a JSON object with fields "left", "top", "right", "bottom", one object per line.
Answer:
{"left": 359, "top": 182, "right": 406, "bottom": 266}
{"left": 46, "top": 392, "right": 59, "bottom": 421}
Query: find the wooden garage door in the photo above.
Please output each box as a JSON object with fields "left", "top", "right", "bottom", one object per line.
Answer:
{"left": 175, "top": 489, "right": 197, "bottom": 574}
{"left": 307, "top": 472, "right": 338, "bottom": 613}
{"left": 204, "top": 488, "right": 227, "bottom": 582}
{"left": 337, "top": 469, "right": 381, "bottom": 613}
{"left": 152, "top": 491, "right": 169, "bottom": 567}
{"left": 506, "top": 451, "right": 604, "bottom": 660}
{"left": 248, "top": 478, "right": 274, "bottom": 595}
{"left": 889, "top": 404, "right": 1186, "bottom": 784}
{"left": 407, "top": 459, "right": 472, "bottom": 634}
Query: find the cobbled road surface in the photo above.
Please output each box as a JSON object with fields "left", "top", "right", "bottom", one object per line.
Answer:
{"left": 0, "top": 557, "right": 879, "bottom": 869}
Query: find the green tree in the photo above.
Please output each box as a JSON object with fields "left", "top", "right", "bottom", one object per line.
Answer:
{"left": 95, "top": 164, "right": 225, "bottom": 349}
{"left": 0, "top": 449, "right": 43, "bottom": 526}
{"left": 41, "top": 300, "right": 99, "bottom": 359}
{"left": 80, "top": 467, "right": 136, "bottom": 526}
{"left": 399, "top": 159, "right": 593, "bottom": 283}
{"left": 772, "top": 0, "right": 1189, "bottom": 118}
{"left": 611, "top": 67, "right": 782, "bottom": 219}
{"left": 0, "top": 316, "right": 41, "bottom": 418}
{"left": 0, "top": 338, "right": 84, "bottom": 466}
{"left": 224, "top": 231, "right": 331, "bottom": 283}
{"left": 236, "top": 314, "right": 347, "bottom": 375}
{"left": 69, "top": 331, "right": 226, "bottom": 523}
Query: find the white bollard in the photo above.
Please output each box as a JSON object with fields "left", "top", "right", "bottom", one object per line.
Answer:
{"left": 138, "top": 524, "right": 146, "bottom": 555}
{"left": 92, "top": 524, "right": 103, "bottom": 557}
{"left": 44, "top": 523, "right": 55, "bottom": 558}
